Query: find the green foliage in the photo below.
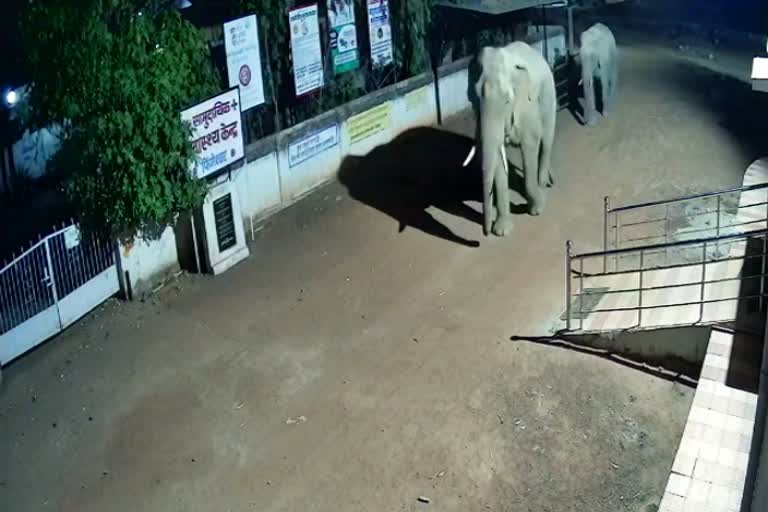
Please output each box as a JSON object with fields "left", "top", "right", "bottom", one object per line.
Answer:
{"left": 21, "top": 0, "right": 220, "bottom": 239}
{"left": 392, "top": 0, "right": 434, "bottom": 76}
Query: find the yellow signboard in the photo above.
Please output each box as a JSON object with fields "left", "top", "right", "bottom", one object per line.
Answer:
{"left": 347, "top": 102, "right": 392, "bottom": 145}
{"left": 405, "top": 87, "right": 428, "bottom": 112}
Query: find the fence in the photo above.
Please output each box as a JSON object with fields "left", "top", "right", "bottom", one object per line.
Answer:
{"left": 0, "top": 222, "right": 119, "bottom": 364}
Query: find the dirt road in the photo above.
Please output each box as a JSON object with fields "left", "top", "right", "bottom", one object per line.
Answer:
{"left": 1, "top": 41, "right": 763, "bottom": 512}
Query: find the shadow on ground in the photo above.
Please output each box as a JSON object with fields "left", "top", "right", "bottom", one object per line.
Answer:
{"left": 338, "top": 127, "right": 529, "bottom": 247}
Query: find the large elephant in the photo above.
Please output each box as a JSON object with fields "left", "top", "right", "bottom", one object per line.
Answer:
{"left": 463, "top": 42, "right": 557, "bottom": 237}
{"left": 580, "top": 23, "right": 618, "bottom": 125}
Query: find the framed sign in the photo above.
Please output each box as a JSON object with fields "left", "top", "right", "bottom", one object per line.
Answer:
{"left": 327, "top": 0, "right": 359, "bottom": 74}
{"left": 289, "top": 4, "right": 324, "bottom": 96}
{"left": 213, "top": 193, "right": 237, "bottom": 252}
{"left": 288, "top": 124, "right": 339, "bottom": 167}
{"left": 367, "top": 0, "right": 393, "bottom": 67}
{"left": 180, "top": 88, "right": 245, "bottom": 180}
{"left": 224, "top": 15, "right": 266, "bottom": 111}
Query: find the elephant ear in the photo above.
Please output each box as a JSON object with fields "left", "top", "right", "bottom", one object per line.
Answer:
{"left": 511, "top": 62, "right": 534, "bottom": 103}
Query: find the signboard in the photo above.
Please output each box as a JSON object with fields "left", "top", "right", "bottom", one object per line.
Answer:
{"left": 289, "top": 4, "right": 324, "bottom": 96}
{"left": 347, "top": 102, "right": 392, "bottom": 145}
{"left": 213, "top": 193, "right": 237, "bottom": 252}
{"left": 224, "top": 15, "right": 266, "bottom": 111}
{"left": 288, "top": 124, "right": 339, "bottom": 168}
{"left": 180, "top": 89, "right": 244, "bottom": 180}
{"left": 367, "top": 0, "right": 393, "bottom": 67}
{"left": 327, "top": 0, "right": 359, "bottom": 74}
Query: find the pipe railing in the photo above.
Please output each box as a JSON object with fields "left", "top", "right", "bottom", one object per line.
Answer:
{"left": 565, "top": 229, "right": 768, "bottom": 332}
{"left": 602, "top": 183, "right": 768, "bottom": 272}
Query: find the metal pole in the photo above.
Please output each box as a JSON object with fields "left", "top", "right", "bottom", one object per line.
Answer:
{"left": 761, "top": 234, "right": 767, "bottom": 312}
{"left": 579, "top": 256, "right": 585, "bottom": 331}
{"left": 665, "top": 203, "right": 671, "bottom": 265}
{"left": 43, "top": 239, "right": 62, "bottom": 329}
{"left": 699, "top": 241, "right": 707, "bottom": 323}
{"left": 715, "top": 195, "right": 721, "bottom": 238}
{"left": 638, "top": 249, "right": 644, "bottom": 328}
{"left": 190, "top": 210, "right": 202, "bottom": 274}
{"left": 603, "top": 196, "right": 609, "bottom": 273}
{"left": 566, "top": 240, "right": 572, "bottom": 331}
{"left": 567, "top": 4, "right": 575, "bottom": 55}
{"left": 615, "top": 212, "right": 621, "bottom": 272}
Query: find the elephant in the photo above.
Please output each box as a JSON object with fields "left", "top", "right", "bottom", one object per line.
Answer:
{"left": 579, "top": 23, "right": 618, "bottom": 125}
{"left": 463, "top": 41, "right": 557, "bottom": 237}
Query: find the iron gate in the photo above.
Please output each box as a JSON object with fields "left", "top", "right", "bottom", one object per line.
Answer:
{"left": 0, "top": 223, "right": 119, "bottom": 365}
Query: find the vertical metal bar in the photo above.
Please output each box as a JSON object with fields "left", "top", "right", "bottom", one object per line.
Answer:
{"left": 699, "top": 241, "right": 707, "bottom": 323}
{"left": 579, "top": 256, "right": 585, "bottom": 331}
{"left": 44, "top": 238, "right": 63, "bottom": 328}
{"left": 567, "top": 5, "right": 575, "bottom": 55}
{"left": 603, "top": 196, "right": 609, "bottom": 273}
{"left": 761, "top": 234, "right": 767, "bottom": 312}
{"left": 665, "top": 203, "right": 671, "bottom": 265}
{"left": 715, "top": 195, "right": 721, "bottom": 238}
{"left": 638, "top": 249, "right": 644, "bottom": 328}
{"left": 191, "top": 211, "right": 201, "bottom": 274}
{"left": 566, "top": 241, "right": 573, "bottom": 331}
{"left": 9, "top": 257, "right": 23, "bottom": 326}
{"left": 615, "top": 211, "right": 621, "bottom": 272}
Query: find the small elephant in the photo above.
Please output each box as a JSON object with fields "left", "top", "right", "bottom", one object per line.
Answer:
{"left": 580, "top": 23, "right": 618, "bottom": 125}
{"left": 463, "top": 42, "right": 557, "bottom": 237}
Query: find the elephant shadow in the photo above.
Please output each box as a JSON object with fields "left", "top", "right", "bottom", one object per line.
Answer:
{"left": 337, "top": 127, "right": 529, "bottom": 248}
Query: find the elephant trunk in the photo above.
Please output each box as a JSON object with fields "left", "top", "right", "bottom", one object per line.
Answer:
{"left": 480, "top": 111, "right": 505, "bottom": 236}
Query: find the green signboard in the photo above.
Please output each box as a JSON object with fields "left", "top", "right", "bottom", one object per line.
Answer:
{"left": 327, "top": 0, "right": 359, "bottom": 74}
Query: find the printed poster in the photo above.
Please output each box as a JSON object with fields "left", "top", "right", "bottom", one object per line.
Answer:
{"left": 288, "top": 124, "right": 339, "bottom": 167}
{"left": 347, "top": 102, "right": 392, "bottom": 145}
{"left": 327, "top": 0, "right": 359, "bottom": 74}
{"left": 367, "top": 0, "right": 393, "bottom": 67}
{"left": 224, "top": 15, "right": 266, "bottom": 111}
{"left": 180, "top": 89, "right": 245, "bottom": 179}
{"left": 289, "top": 4, "right": 324, "bottom": 96}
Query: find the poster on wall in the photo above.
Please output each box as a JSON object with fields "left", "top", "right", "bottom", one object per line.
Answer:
{"left": 346, "top": 102, "right": 391, "bottom": 145}
{"left": 289, "top": 4, "right": 324, "bottom": 96}
{"left": 327, "top": 0, "right": 359, "bottom": 74}
{"left": 366, "top": 0, "right": 393, "bottom": 67}
{"left": 180, "top": 88, "right": 244, "bottom": 180}
{"left": 224, "top": 15, "right": 266, "bottom": 111}
{"left": 289, "top": 124, "right": 339, "bottom": 167}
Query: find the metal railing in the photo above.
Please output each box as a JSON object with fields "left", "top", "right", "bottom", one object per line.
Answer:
{"left": 564, "top": 229, "right": 768, "bottom": 332}
{"left": 602, "top": 182, "right": 768, "bottom": 272}
{"left": 0, "top": 222, "right": 115, "bottom": 335}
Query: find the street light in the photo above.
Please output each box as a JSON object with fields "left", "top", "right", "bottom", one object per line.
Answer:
{"left": 4, "top": 90, "right": 17, "bottom": 107}
{"left": 174, "top": 0, "right": 192, "bottom": 8}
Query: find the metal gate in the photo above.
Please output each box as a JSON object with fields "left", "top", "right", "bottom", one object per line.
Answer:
{"left": 0, "top": 223, "right": 119, "bottom": 365}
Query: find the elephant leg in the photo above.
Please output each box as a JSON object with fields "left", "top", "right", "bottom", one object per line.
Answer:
{"left": 600, "top": 65, "right": 611, "bottom": 116}
{"left": 582, "top": 67, "right": 597, "bottom": 126}
{"left": 523, "top": 141, "right": 545, "bottom": 216}
{"left": 539, "top": 134, "right": 554, "bottom": 188}
{"left": 492, "top": 157, "right": 513, "bottom": 237}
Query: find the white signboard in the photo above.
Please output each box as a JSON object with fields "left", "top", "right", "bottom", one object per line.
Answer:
{"left": 367, "top": 0, "right": 393, "bottom": 67}
{"left": 180, "top": 89, "right": 245, "bottom": 179}
{"left": 224, "top": 15, "right": 266, "bottom": 111}
{"left": 288, "top": 124, "right": 339, "bottom": 168}
{"left": 289, "top": 4, "right": 324, "bottom": 96}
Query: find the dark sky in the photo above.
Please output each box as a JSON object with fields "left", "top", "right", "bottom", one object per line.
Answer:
{"left": 0, "top": 1, "right": 23, "bottom": 88}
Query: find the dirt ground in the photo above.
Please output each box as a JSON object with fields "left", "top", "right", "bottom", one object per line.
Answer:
{"left": 1, "top": 39, "right": 765, "bottom": 512}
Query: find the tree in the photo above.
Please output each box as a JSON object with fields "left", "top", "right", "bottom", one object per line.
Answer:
{"left": 21, "top": 0, "right": 220, "bottom": 238}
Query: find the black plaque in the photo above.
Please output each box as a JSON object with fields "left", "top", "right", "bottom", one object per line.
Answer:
{"left": 213, "top": 193, "right": 237, "bottom": 252}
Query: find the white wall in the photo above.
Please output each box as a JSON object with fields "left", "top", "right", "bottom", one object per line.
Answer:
{"left": 438, "top": 67, "right": 471, "bottom": 120}
{"left": 118, "top": 226, "right": 179, "bottom": 297}
{"left": 117, "top": 64, "right": 469, "bottom": 290}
